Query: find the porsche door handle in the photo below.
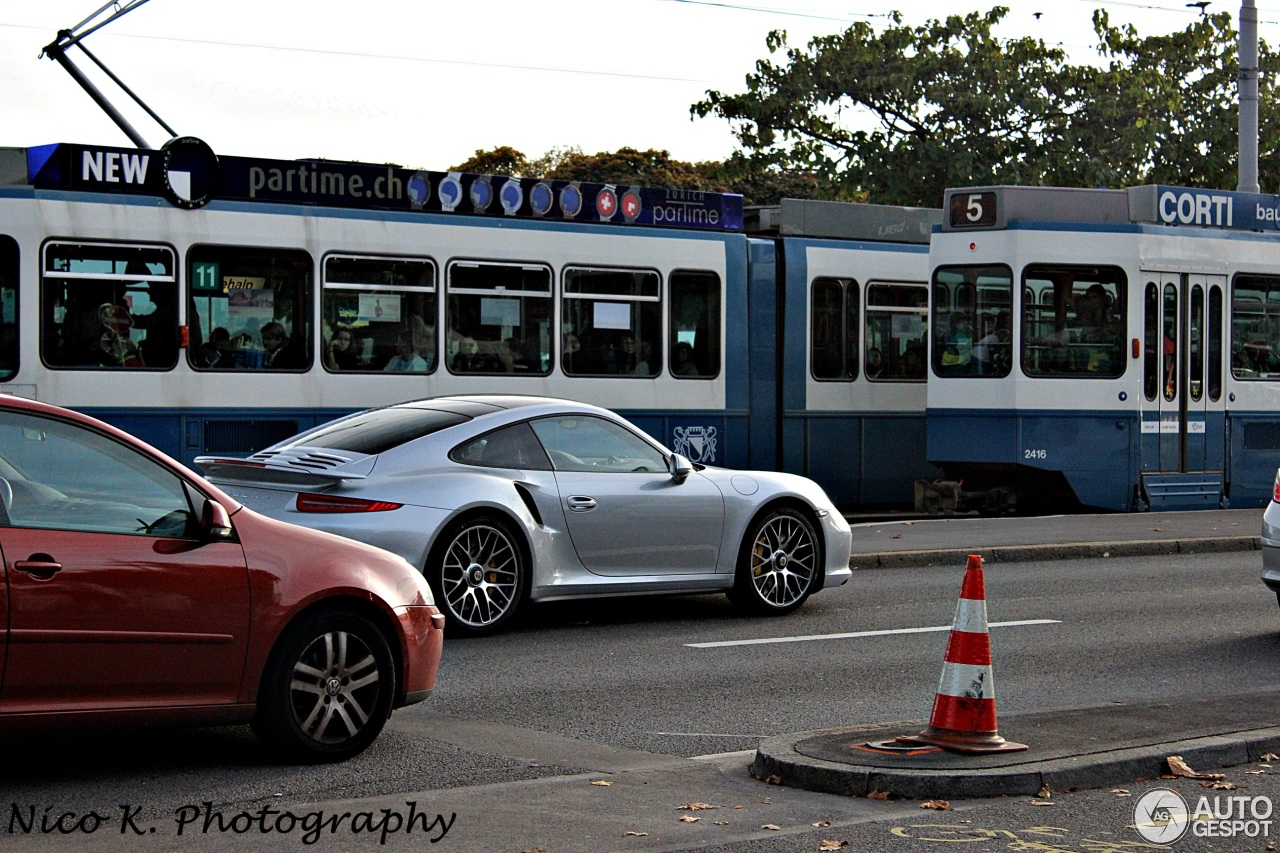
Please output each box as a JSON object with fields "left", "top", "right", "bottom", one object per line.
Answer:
{"left": 566, "top": 496, "right": 598, "bottom": 512}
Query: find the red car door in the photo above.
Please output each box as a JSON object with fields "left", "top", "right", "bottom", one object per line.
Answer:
{"left": 0, "top": 407, "right": 250, "bottom": 713}
{"left": 0, "top": 527, "right": 249, "bottom": 712}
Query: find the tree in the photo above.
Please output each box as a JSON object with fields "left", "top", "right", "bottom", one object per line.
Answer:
{"left": 692, "top": 7, "right": 1280, "bottom": 207}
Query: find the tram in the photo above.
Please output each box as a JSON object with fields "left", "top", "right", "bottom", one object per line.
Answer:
{"left": 0, "top": 137, "right": 939, "bottom": 509}
{"left": 924, "top": 184, "right": 1280, "bottom": 512}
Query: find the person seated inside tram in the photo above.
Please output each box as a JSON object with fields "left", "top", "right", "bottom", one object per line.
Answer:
{"left": 324, "top": 325, "right": 360, "bottom": 371}
{"left": 197, "top": 326, "right": 234, "bottom": 368}
{"left": 865, "top": 347, "right": 885, "bottom": 379}
{"left": 260, "top": 321, "right": 304, "bottom": 369}
{"left": 672, "top": 341, "right": 699, "bottom": 376}
{"left": 95, "top": 302, "right": 144, "bottom": 368}
{"left": 384, "top": 329, "right": 428, "bottom": 372}
{"left": 452, "top": 336, "right": 485, "bottom": 372}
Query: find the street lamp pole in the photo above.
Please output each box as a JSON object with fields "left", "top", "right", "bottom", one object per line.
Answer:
{"left": 1239, "top": 0, "right": 1260, "bottom": 193}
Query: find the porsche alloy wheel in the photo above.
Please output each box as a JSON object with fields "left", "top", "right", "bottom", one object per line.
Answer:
{"left": 435, "top": 515, "right": 527, "bottom": 636}
{"left": 731, "top": 507, "right": 820, "bottom": 615}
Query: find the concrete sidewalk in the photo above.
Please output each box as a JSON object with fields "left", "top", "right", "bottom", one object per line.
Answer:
{"left": 847, "top": 508, "right": 1262, "bottom": 568}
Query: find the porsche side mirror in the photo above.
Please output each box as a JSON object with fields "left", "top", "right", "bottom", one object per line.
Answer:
{"left": 667, "top": 453, "right": 693, "bottom": 485}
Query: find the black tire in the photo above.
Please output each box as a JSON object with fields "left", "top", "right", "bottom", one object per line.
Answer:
{"left": 729, "top": 506, "right": 821, "bottom": 616}
{"left": 429, "top": 514, "right": 528, "bottom": 637}
{"left": 252, "top": 611, "right": 395, "bottom": 763}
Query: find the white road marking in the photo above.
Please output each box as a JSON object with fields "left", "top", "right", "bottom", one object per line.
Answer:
{"left": 685, "top": 619, "right": 1061, "bottom": 649}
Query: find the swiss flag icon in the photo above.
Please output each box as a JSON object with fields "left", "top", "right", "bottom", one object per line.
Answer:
{"left": 622, "top": 192, "right": 641, "bottom": 218}
{"left": 596, "top": 189, "right": 617, "bottom": 218}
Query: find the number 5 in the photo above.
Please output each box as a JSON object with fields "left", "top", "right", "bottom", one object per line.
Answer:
{"left": 966, "top": 194, "right": 984, "bottom": 223}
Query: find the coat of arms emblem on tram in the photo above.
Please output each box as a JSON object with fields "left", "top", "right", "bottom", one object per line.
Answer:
{"left": 673, "top": 426, "right": 717, "bottom": 464}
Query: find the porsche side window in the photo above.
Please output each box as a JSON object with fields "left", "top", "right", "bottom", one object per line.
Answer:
{"left": 450, "top": 423, "right": 551, "bottom": 470}
{"left": 529, "top": 416, "right": 667, "bottom": 473}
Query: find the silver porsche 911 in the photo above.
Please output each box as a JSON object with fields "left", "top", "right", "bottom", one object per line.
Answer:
{"left": 196, "top": 396, "right": 852, "bottom": 636}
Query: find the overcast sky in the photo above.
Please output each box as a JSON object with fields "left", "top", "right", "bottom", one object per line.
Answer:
{"left": 0, "top": 1, "right": 1272, "bottom": 170}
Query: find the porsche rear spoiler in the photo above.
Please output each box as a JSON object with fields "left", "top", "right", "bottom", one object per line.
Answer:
{"left": 194, "top": 448, "right": 375, "bottom": 488}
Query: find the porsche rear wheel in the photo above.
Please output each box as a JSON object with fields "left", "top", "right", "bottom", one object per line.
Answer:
{"left": 431, "top": 515, "right": 528, "bottom": 637}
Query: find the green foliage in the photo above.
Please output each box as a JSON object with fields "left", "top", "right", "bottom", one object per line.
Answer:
{"left": 693, "top": 6, "right": 1280, "bottom": 206}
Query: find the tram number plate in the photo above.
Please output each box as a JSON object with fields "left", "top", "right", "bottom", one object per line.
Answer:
{"left": 1023, "top": 449, "right": 1047, "bottom": 460}
{"left": 950, "top": 191, "right": 998, "bottom": 228}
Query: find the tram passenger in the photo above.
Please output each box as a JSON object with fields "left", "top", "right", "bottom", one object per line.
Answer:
{"left": 384, "top": 329, "right": 428, "bottom": 372}
{"left": 95, "top": 303, "right": 144, "bottom": 368}
{"left": 452, "top": 336, "right": 484, "bottom": 372}
{"left": 899, "top": 344, "right": 925, "bottom": 379}
{"left": 260, "top": 321, "right": 303, "bottom": 369}
{"left": 865, "top": 347, "right": 885, "bottom": 379}
{"left": 633, "top": 339, "right": 656, "bottom": 376}
{"left": 971, "top": 311, "right": 1010, "bottom": 374}
{"left": 938, "top": 311, "right": 974, "bottom": 374}
{"left": 672, "top": 341, "right": 699, "bottom": 376}
{"left": 324, "top": 325, "right": 360, "bottom": 371}
{"left": 198, "top": 327, "right": 235, "bottom": 368}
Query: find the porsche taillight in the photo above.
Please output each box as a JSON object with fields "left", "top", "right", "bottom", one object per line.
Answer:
{"left": 295, "top": 493, "right": 402, "bottom": 513}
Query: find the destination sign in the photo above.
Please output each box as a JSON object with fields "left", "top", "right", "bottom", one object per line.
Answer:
{"left": 26, "top": 140, "right": 744, "bottom": 232}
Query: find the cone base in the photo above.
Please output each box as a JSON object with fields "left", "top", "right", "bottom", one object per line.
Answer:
{"left": 895, "top": 726, "right": 1028, "bottom": 755}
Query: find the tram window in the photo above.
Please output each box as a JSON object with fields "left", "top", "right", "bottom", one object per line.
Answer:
{"left": 446, "top": 262, "right": 551, "bottom": 375}
{"left": 0, "top": 236, "right": 16, "bottom": 381}
{"left": 42, "top": 241, "right": 177, "bottom": 371}
{"left": 811, "top": 277, "right": 859, "bottom": 381}
{"left": 1229, "top": 275, "right": 1280, "bottom": 380}
{"left": 1208, "top": 286, "right": 1223, "bottom": 400}
{"left": 562, "top": 267, "right": 660, "bottom": 377}
{"left": 865, "top": 282, "right": 928, "bottom": 381}
{"left": 321, "top": 255, "right": 437, "bottom": 373}
{"left": 1020, "top": 264, "right": 1125, "bottom": 379}
{"left": 931, "top": 264, "right": 1012, "bottom": 377}
{"left": 1162, "top": 284, "right": 1177, "bottom": 400}
{"left": 187, "top": 246, "right": 313, "bottom": 371}
{"left": 670, "top": 271, "right": 721, "bottom": 379}
{"left": 1144, "top": 283, "right": 1159, "bottom": 400}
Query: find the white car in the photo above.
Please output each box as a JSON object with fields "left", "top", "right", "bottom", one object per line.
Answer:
{"left": 197, "top": 395, "right": 852, "bottom": 636}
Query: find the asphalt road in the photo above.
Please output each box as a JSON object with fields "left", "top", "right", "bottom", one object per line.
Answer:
{"left": 2, "top": 549, "right": 1276, "bottom": 851}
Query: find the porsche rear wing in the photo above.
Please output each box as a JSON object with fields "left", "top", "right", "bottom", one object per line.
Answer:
{"left": 194, "top": 449, "right": 374, "bottom": 488}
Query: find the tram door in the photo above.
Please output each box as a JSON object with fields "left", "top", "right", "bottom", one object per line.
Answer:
{"left": 1142, "top": 272, "right": 1226, "bottom": 480}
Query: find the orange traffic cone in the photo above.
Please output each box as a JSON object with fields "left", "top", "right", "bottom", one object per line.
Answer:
{"left": 897, "top": 554, "right": 1027, "bottom": 754}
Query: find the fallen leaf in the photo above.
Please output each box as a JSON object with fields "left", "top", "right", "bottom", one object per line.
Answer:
{"left": 678, "top": 803, "right": 720, "bottom": 811}
{"left": 763, "top": 774, "right": 782, "bottom": 785}
{"left": 812, "top": 820, "right": 832, "bottom": 827}
{"left": 820, "top": 842, "right": 849, "bottom": 850}
{"left": 679, "top": 816, "right": 700, "bottom": 823}
{"left": 1150, "top": 527, "right": 1164, "bottom": 532}
{"left": 1167, "top": 755, "right": 1226, "bottom": 780}
{"left": 714, "top": 820, "right": 729, "bottom": 826}
{"left": 904, "top": 521, "right": 915, "bottom": 525}
{"left": 1264, "top": 752, "right": 1280, "bottom": 761}
{"left": 734, "top": 804, "right": 745, "bottom": 810}
{"left": 1036, "top": 784, "right": 1053, "bottom": 799}
{"left": 892, "top": 534, "right": 903, "bottom": 539}
{"left": 1247, "top": 769, "right": 1266, "bottom": 775}
{"left": 762, "top": 823, "right": 782, "bottom": 830}
{"left": 623, "top": 831, "right": 648, "bottom": 837}
{"left": 591, "top": 779, "right": 614, "bottom": 786}
{"left": 867, "top": 790, "right": 890, "bottom": 800}
{"left": 1112, "top": 788, "right": 1131, "bottom": 796}
{"left": 1029, "top": 800, "right": 1057, "bottom": 806}
{"left": 920, "top": 800, "right": 951, "bottom": 811}
{"left": 1201, "top": 780, "right": 1239, "bottom": 790}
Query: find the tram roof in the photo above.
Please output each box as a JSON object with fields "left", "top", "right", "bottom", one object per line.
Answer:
{"left": 7, "top": 139, "right": 746, "bottom": 233}
{"left": 942, "top": 183, "right": 1280, "bottom": 236}
{"left": 746, "top": 197, "right": 939, "bottom": 244}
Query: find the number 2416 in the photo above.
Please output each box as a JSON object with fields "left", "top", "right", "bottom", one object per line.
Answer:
{"left": 1024, "top": 449, "right": 1047, "bottom": 460}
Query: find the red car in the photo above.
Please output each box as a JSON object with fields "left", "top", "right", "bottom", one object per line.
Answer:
{"left": 0, "top": 395, "right": 444, "bottom": 762}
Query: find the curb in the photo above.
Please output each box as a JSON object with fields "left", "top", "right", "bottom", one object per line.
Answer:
{"left": 850, "top": 536, "right": 1261, "bottom": 569}
{"left": 753, "top": 726, "right": 1280, "bottom": 800}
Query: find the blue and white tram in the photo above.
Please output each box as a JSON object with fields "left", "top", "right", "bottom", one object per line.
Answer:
{"left": 925, "top": 183, "right": 1280, "bottom": 512}
{"left": 0, "top": 138, "right": 938, "bottom": 509}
